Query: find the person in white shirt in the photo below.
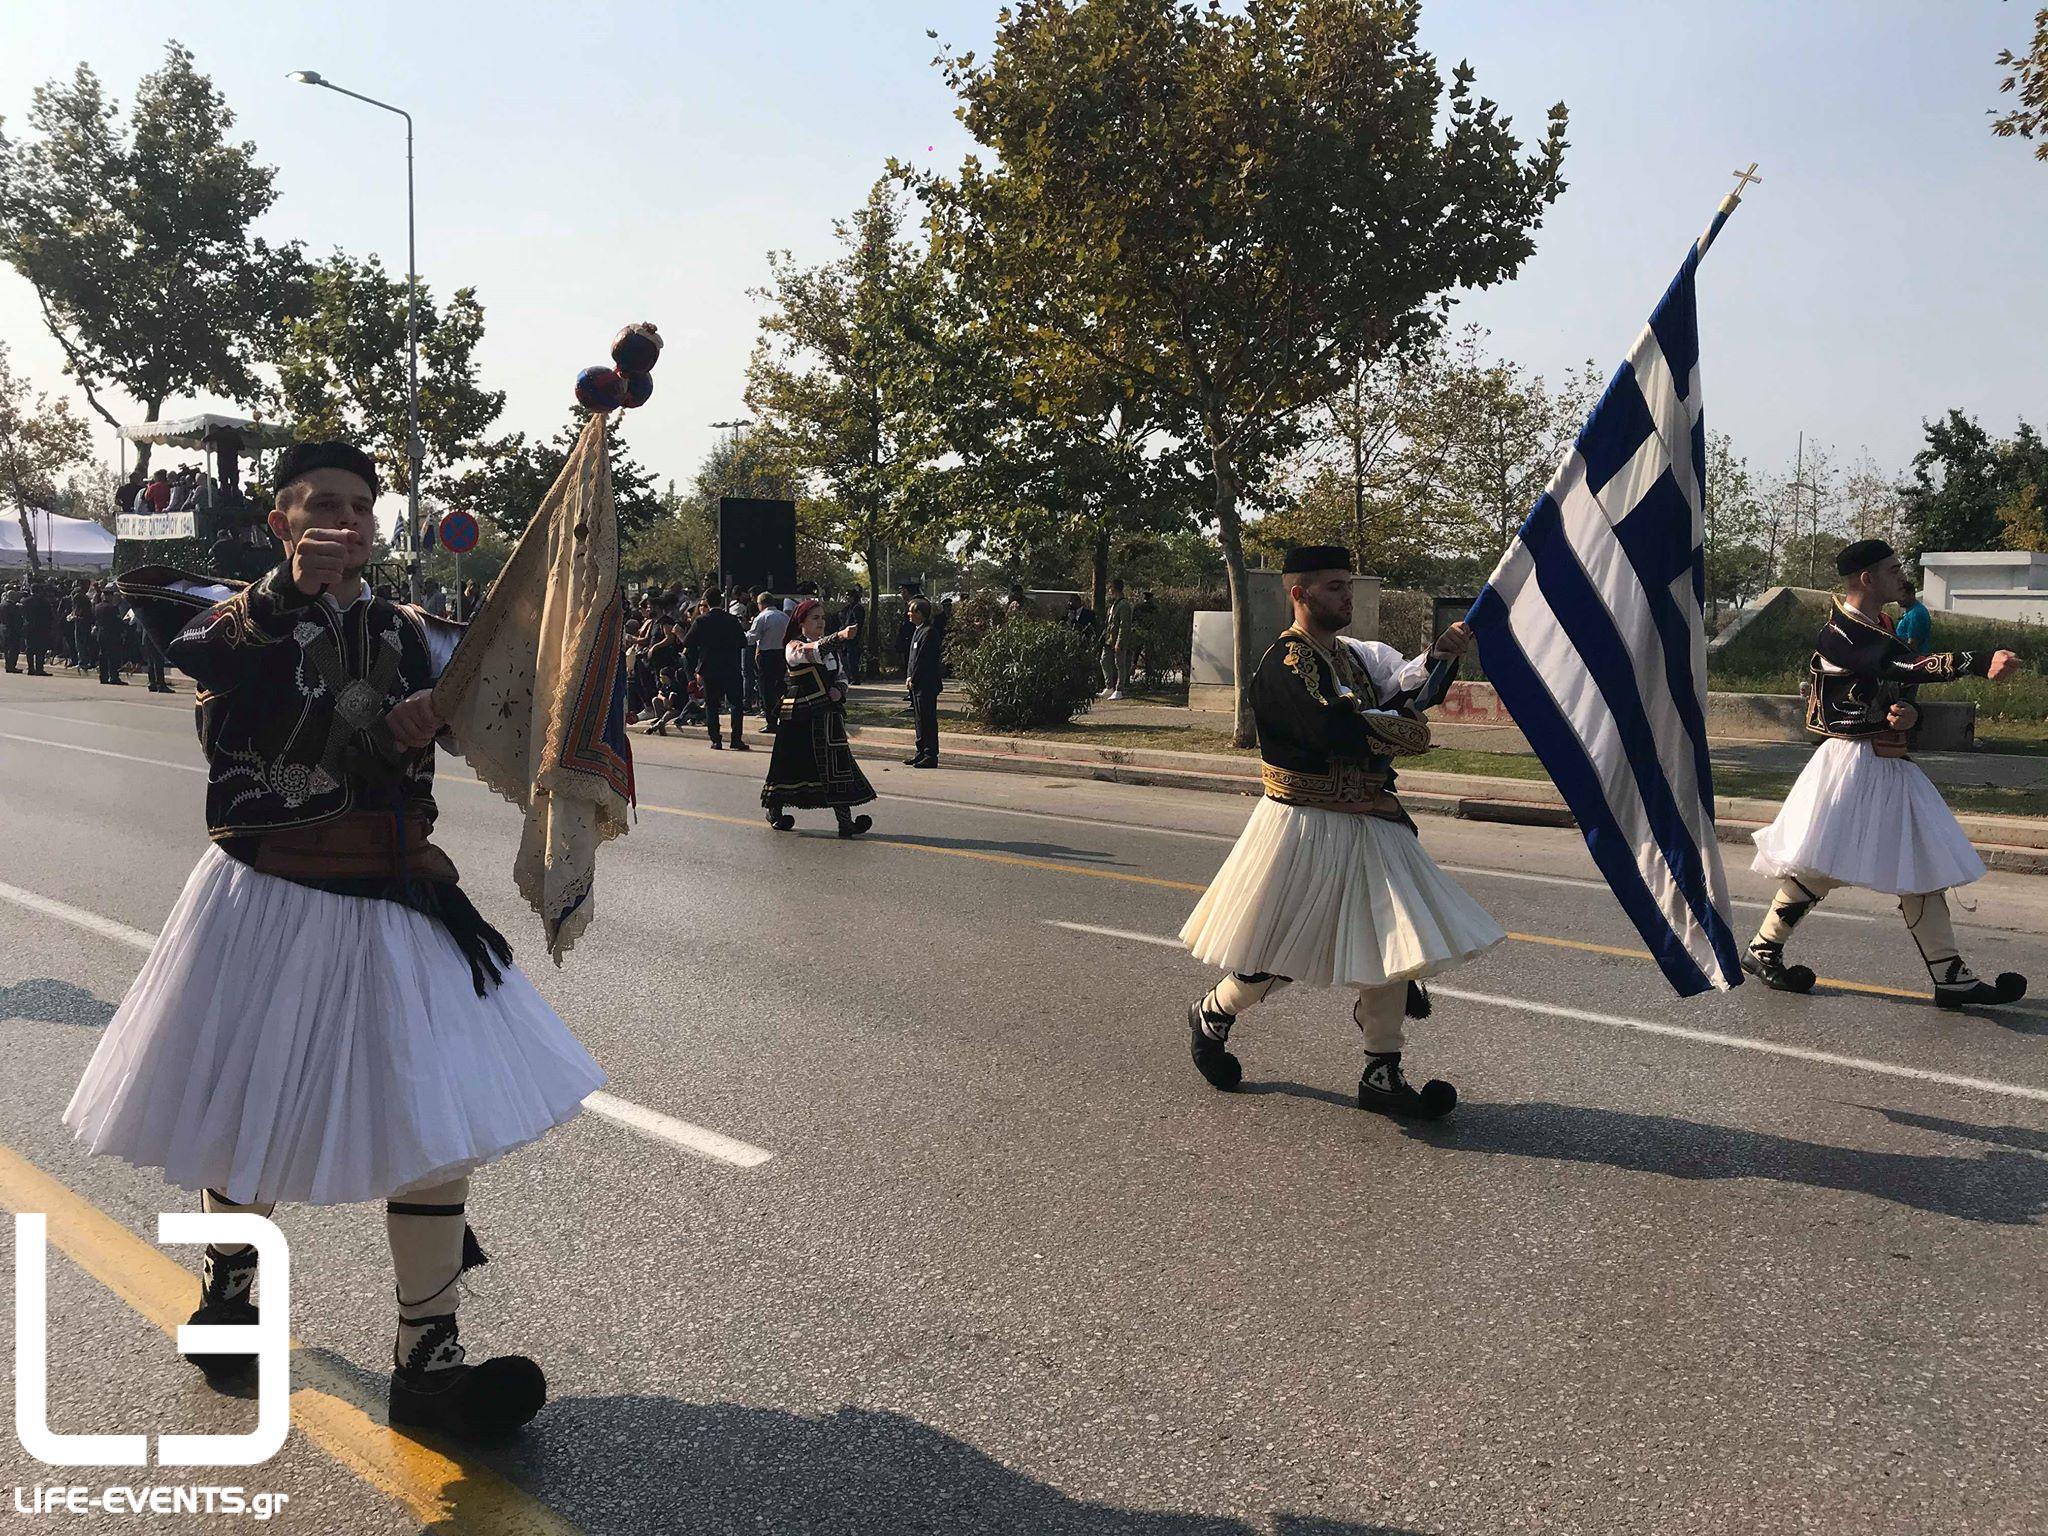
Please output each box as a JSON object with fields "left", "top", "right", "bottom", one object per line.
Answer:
{"left": 748, "top": 594, "right": 793, "bottom": 732}
{"left": 727, "top": 588, "right": 756, "bottom": 706}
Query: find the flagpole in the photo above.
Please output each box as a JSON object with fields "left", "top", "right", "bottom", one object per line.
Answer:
{"left": 1698, "top": 162, "right": 1761, "bottom": 258}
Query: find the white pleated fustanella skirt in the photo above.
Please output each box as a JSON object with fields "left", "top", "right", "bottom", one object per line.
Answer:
{"left": 1180, "top": 799, "right": 1505, "bottom": 988}
{"left": 1751, "top": 736, "right": 1986, "bottom": 897}
{"left": 64, "top": 846, "right": 607, "bottom": 1207}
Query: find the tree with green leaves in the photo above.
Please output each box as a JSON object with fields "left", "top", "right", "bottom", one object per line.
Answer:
{"left": 0, "top": 42, "right": 305, "bottom": 470}
{"left": 1254, "top": 459, "right": 1439, "bottom": 589}
{"left": 1897, "top": 410, "right": 2044, "bottom": 558}
{"left": 1311, "top": 349, "right": 1419, "bottom": 556}
{"left": 943, "top": 342, "right": 1204, "bottom": 614}
{"left": 745, "top": 177, "right": 951, "bottom": 641}
{"left": 0, "top": 343, "right": 93, "bottom": 573}
{"left": 1998, "top": 484, "right": 2048, "bottom": 552}
{"left": 919, "top": 0, "right": 1568, "bottom": 743}
{"left": 452, "top": 410, "right": 664, "bottom": 545}
{"left": 1392, "top": 326, "right": 1602, "bottom": 575}
{"left": 1994, "top": 8, "right": 2048, "bottom": 160}
{"left": 271, "top": 252, "right": 503, "bottom": 529}
{"left": 1700, "top": 430, "right": 1770, "bottom": 624}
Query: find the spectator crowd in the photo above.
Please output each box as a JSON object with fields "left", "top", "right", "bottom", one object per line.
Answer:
{"left": 625, "top": 581, "right": 885, "bottom": 741}
{"left": 0, "top": 574, "right": 172, "bottom": 691}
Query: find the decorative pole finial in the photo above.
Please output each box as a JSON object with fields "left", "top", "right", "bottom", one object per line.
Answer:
{"left": 1698, "top": 163, "right": 1762, "bottom": 258}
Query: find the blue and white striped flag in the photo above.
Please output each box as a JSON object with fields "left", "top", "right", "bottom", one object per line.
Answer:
{"left": 1467, "top": 210, "right": 1746, "bottom": 995}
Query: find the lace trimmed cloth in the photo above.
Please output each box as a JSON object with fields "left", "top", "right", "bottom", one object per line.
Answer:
{"left": 433, "top": 415, "right": 635, "bottom": 962}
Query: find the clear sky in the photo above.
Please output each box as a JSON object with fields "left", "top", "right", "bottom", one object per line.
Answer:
{"left": 2, "top": 0, "right": 2043, "bottom": 511}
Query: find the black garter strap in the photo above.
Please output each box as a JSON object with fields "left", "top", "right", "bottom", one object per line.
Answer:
{"left": 393, "top": 1225, "right": 491, "bottom": 1313}
{"left": 387, "top": 1200, "right": 466, "bottom": 1217}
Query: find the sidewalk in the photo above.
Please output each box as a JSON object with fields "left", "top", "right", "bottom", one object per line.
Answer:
{"left": 841, "top": 682, "right": 2048, "bottom": 876}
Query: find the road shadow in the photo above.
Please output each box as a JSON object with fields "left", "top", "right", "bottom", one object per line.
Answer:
{"left": 289, "top": 1356, "right": 1444, "bottom": 1536}
{"left": 1402, "top": 1101, "right": 2048, "bottom": 1225}
{"left": 473, "top": 1395, "right": 1434, "bottom": 1536}
{"left": 0, "top": 977, "right": 117, "bottom": 1029}
{"left": 1861, "top": 1103, "right": 2048, "bottom": 1156}
{"left": 296, "top": 1343, "right": 1441, "bottom": 1531}
{"left": 1239, "top": 1078, "right": 1357, "bottom": 1110}
{"left": 1844, "top": 987, "right": 2048, "bottom": 1037}
{"left": 874, "top": 831, "right": 1120, "bottom": 865}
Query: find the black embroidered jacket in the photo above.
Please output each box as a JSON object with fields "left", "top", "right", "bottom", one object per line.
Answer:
{"left": 1806, "top": 599, "right": 1991, "bottom": 741}
{"left": 127, "top": 564, "right": 463, "bottom": 839}
{"left": 1253, "top": 628, "right": 1437, "bottom": 811}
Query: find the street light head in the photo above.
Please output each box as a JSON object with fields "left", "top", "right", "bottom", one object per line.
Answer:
{"left": 287, "top": 70, "right": 326, "bottom": 85}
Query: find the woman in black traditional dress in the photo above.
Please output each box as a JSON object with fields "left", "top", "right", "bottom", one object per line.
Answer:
{"left": 761, "top": 598, "right": 875, "bottom": 838}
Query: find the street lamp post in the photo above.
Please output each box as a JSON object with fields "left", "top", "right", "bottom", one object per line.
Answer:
{"left": 288, "top": 70, "right": 422, "bottom": 602}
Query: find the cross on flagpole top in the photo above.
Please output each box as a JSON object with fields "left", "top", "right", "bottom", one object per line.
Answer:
{"left": 1698, "top": 162, "right": 1762, "bottom": 258}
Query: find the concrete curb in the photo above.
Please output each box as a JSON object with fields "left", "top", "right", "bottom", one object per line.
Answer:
{"left": 845, "top": 723, "right": 2048, "bottom": 877}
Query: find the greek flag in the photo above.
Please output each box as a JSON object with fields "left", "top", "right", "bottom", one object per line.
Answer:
{"left": 1466, "top": 213, "right": 1745, "bottom": 995}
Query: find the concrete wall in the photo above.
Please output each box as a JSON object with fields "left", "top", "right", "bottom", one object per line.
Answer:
{"left": 1706, "top": 585, "right": 1828, "bottom": 655}
{"left": 1945, "top": 592, "right": 2048, "bottom": 626}
{"left": 1919, "top": 550, "right": 2048, "bottom": 611}
{"left": 1188, "top": 572, "right": 1381, "bottom": 712}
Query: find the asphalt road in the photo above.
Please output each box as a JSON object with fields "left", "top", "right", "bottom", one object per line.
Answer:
{"left": 0, "top": 671, "right": 2043, "bottom": 1536}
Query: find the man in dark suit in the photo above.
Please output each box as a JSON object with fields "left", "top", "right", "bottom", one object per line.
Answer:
{"left": 904, "top": 599, "right": 943, "bottom": 769}
{"left": 93, "top": 589, "right": 128, "bottom": 684}
{"left": 0, "top": 586, "right": 22, "bottom": 673}
{"left": 21, "top": 583, "right": 53, "bottom": 676}
{"left": 684, "top": 590, "right": 750, "bottom": 751}
{"left": 894, "top": 580, "right": 921, "bottom": 676}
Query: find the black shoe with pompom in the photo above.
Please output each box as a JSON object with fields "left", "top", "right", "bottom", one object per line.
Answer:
{"left": 1740, "top": 943, "right": 1815, "bottom": 994}
{"left": 1934, "top": 971, "right": 2028, "bottom": 1010}
{"left": 1357, "top": 1052, "right": 1456, "bottom": 1120}
{"left": 388, "top": 1317, "right": 546, "bottom": 1440}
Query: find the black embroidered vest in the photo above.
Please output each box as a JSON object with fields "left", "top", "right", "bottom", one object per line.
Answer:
{"left": 162, "top": 566, "right": 444, "bottom": 839}
{"left": 1252, "top": 629, "right": 1432, "bottom": 811}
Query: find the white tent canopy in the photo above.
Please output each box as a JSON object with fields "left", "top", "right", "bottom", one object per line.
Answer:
{"left": 0, "top": 510, "right": 117, "bottom": 573}
{"left": 119, "top": 413, "right": 295, "bottom": 451}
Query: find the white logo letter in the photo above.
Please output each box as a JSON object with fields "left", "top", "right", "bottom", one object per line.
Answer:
{"left": 156, "top": 1212, "right": 290, "bottom": 1466}
{"left": 14, "top": 1214, "right": 147, "bottom": 1465}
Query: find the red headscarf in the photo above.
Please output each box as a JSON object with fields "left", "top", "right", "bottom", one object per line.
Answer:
{"left": 786, "top": 599, "right": 822, "bottom": 642}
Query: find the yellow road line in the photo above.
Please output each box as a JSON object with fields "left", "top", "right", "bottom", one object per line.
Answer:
{"left": 0, "top": 1146, "right": 578, "bottom": 1535}
{"left": 606, "top": 789, "right": 1933, "bottom": 1003}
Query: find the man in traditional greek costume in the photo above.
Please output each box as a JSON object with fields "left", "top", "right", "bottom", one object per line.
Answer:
{"left": 1746, "top": 538, "right": 2026, "bottom": 1008}
{"left": 1180, "top": 547, "right": 1504, "bottom": 1119}
{"left": 65, "top": 442, "right": 605, "bottom": 1440}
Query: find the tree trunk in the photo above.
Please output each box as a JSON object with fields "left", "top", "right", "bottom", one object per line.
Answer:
{"left": 133, "top": 398, "right": 164, "bottom": 479}
{"left": 1211, "top": 442, "right": 1255, "bottom": 749}
{"left": 16, "top": 505, "right": 39, "bottom": 576}
{"left": 1091, "top": 525, "right": 1110, "bottom": 618}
